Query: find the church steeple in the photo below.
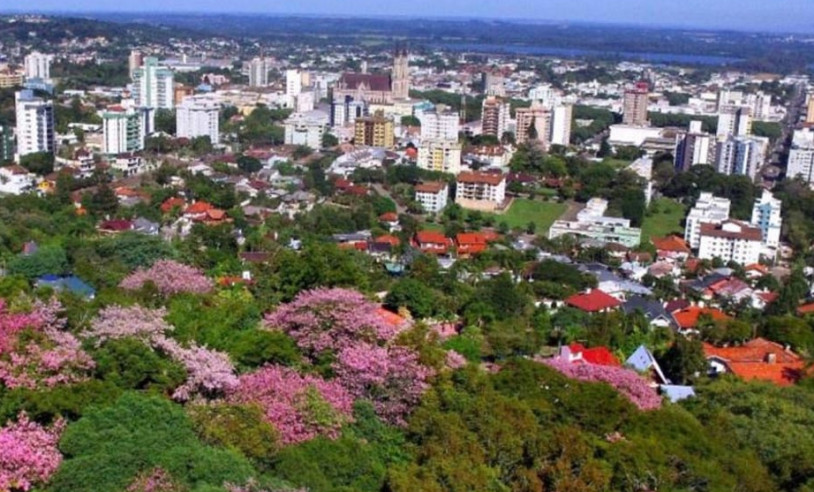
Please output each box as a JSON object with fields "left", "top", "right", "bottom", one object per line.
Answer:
{"left": 392, "top": 46, "right": 410, "bottom": 100}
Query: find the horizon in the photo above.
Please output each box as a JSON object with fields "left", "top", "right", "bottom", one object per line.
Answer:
{"left": 3, "top": 0, "right": 814, "bottom": 34}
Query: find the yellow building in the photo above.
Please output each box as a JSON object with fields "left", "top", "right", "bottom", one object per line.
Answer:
{"left": 0, "top": 71, "right": 24, "bottom": 88}
{"left": 417, "top": 139, "right": 461, "bottom": 174}
{"left": 354, "top": 114, "right": 394, "bottom": 149}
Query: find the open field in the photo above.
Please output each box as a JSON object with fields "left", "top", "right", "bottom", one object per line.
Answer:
{"left": 489, "top": 199, "right": 568, "bottom": 233}
{"left": 641, "top": 198, "right": 686, "bottom": 242}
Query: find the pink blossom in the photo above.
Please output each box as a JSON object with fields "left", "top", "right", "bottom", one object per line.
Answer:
{"left": 539, "top": 357, "right": 662, "bottom": 410}
{"left": 153, "top": 336, "right": 238, "bottom": 401}
{"left": 0, "top": 300, "right": 94, "bottom": 390}
{"left": 0, "top": 412, "right": 64, "bottom": 491}
{"left": 229, "top": 365, "right": 354, "bottom": 445}
{"left": 120, "top": 260, "right": 213, "bottom": 296}
{"left": 84, "top": 305, "right": 171, "bottom": 346}
{"left": 265, "top": 288, "right": 403, "bottom": 356}
{"left": 444, "top": 350, "right": 467, "bottom": 370}
{"left": 0, "top": 300, "right": 43, "bottom": 355}
{"left": 334, "top": 344, "right": 434, "bottom": 426}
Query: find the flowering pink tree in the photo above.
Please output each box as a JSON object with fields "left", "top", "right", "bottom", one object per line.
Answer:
{"left": 0, "top": 301, "right": 43, "bottom": 355}
{"left": 265, "top": 288, "right": 403, "bottom": 356}
{"left": 229, "top": 365, "right": 354, "bottom": 445}
{"left": 334, "top": 344, "right": 434, "bottom": 426}
{"left": 153, "top": 336, "right": 238, "bottom": 402}
{"left": 0, "top": 412, "right": 64, "bottom": 491}
{"left": 444, "top": 350, "right": 467, "bottom": 370}
{"left": 120, "top": 260, "right": 213, "bottom": 296}
{"left": 0, "top": 300, "right": 94, "bottom": 390}
{"left": 126, "top": 468, "right": 184, "bottom": 492}
{"left": 84, "top": 305, "right": 171, "bottom": 346}
{"left": 540, "top": 357, "right": 662, "bottom": 410}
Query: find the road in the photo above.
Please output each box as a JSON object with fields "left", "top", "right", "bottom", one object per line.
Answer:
{"left": 768, "top": 82, "right": 806, "bottom": 170}
{"left": 372, "top": 183, "right": 408, "bottom": 215}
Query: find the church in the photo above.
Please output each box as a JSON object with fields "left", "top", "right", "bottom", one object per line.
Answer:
{"left": 331, "top": 48, "right": 410, "bottom": 106}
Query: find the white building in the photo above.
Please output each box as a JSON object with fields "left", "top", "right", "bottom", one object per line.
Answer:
{"left": 417, "top": 107, "right": 459, "bottom": 140}
{"left": 110, "top": 153, "right": 147, "bottom": 177}
{"left": 751, "top": 189, "right": 782, "bottom": 249}
{"left": 529, "top": 84, "right": 559, "bottom": 108}
{"left": 14, "top": 90, "right": 55, "bottom": 161}
{"left": 481, "top": 96, "right": 510, "bottom": 138}
{"left": 417, "top": 139, "right": 462, "bottom": 175}
{"left": 0, "top": 165, "right": 36, "bottom": 195}
{"left": 286, "top": 69, "right": 302, "bottom": 97}
{"left": 248, "top": 58, "right": 270, "bottom": 87}
{"left": 787, "top": 128, "right": 814, "bottom": 184}
{"left": 102, "top": 105, "right": 145, "bottom": 155}
{"left": 455, "top": 171, "right": 506, "bottom": 211}
{"left": 608, "top": 124, "right": 663, "bottom": 147}
{"left": 176, "top": 95, "right": 220, "bottom": 144}
{"left": 284, "top": 110, "right": 329, "bottom": 149}
{"left": 697, "top": 220, "right": 762, "bottom": 265}
{"left": 684, "top": 192, "right": 731, "bottom": 249}
{"left": 132, "top": 57, "right": 174, "bottom": 109}
{"left": 414, "top": 181, "right": 449, "bottom": 214}
{"left": 715, "top": 135, "right": 768, "bottom": 179}
{"left": 548, "top": 198, "right": 642, "bottom": 248}
{"left": 674, "top": 121, "right": 713, "bottom": 171}
{"left": 717, "top": 105, "right": 752, "bottom": 137}
{"left": 550, "top": 105, "right": 573, "bottom": 147}
{"left": 23, "top": 52, "right": 53, "bottom": 81}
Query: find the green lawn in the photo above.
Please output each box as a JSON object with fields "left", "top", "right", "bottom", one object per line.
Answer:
{"left": 490, "top": 199, "right": 568, "bottom": 233}
{"left": 641, "top": 198, "right": 686, "bottom": 242}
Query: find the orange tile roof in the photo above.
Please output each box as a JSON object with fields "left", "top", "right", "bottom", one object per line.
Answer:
{"left": 374, "top": 235, "right": 401, "bottom": 247}
{"left": 797, "top": 302, "right": 814, "bottom": 315}
{"left": 415, "top": 181, "right": 446, "bottom": 194}
{"left": 185, "top": 201, "right": 214, "bottom": 215}
{"left": 457, "top": 171, "right": 505, "bottom": 186}
{"left": 379, "top": 212, "right": 398, "bottom": 222}
{"left": 206, "top": 209, "right": 227, "bottom": 220}
{"left": 704, "top": 338, "right": 805, "bottom": 386}
{"left": 377, "top": 307, "right": 409, "bottom": 328}
{"left": 673, "top": 306, "right": 730, "bottom": 329}
{"left": 651, "top": 235, "right": 691, "bottom": 253}
{"left": 565, "top": 290, "right": 621, "bottom": 312}
{"left": 415, "top": 230, "right": 449, "bottom": 245}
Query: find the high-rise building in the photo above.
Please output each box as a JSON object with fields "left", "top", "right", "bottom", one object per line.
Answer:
{"left": 684, "top": 192, "right": 731, "bottom": 249}
{"left": 416, "top": 106, "right": 459, "bottom": 140}
{"left": 128, "top": 50, "right": 143, "bottom": 79}
{"left": 455, "top": 171, "right": 507, "bottom": 212}
{"left": 481, "top": 96, "right": 509, "bottom": 138}
{"left": 248, "top": 58, "right": 269, "bottom": 87}
{"left": 697, "top": 220, "right": 762, "bottom": 265}
{"left": 622, "top": 81, "right": 649, "bottom": 126}
{"left": 483, "top": 71, "right": 506, "bottom": 97}
{"left": 132, "top": 57, "right": 175, "bottom": 109}
{"left": 286, "top": 69, "right": 302, "bottom": 97}
{"left": 529, "top": 84, "right": 558, "bottom": 108}
{"left": 717, "top": 105, "right": 752, "bottom": 137}
{"left": 391, "top": 49, "right": 410, "bottom": 100}
{"left": 751, "top": 190, "right": 782, "bottom": 249}
{"left": 176, "top": 95, "right": 220, "bottom": 145}
{"left": 549, "top": 105, "right": 573, "bottom": 147}
{"left": 417, "top": 139, "right": 462, "bottom": 174}
{"left": 674, "top": 121, "right": 713, "bottom": 172}
{"left": 102, "top": 105, "right": 145, "bottom": 155}
{"left": 715, "top": 136, "right": 768, "bottom": 179}
{"left": 515, "top": 102, "right": 550, "bottom": 146}
{"left": 354, "top": 114, "right": 394, "bottom": 148}
{"left": 806, "top": 92, "right": 814, "bottom": 124}
{"left": 787, "top": 128, "right": 814, "bottom": 184}
{"left": 284, "top": 111, "right": 329, "bottom": 149}
{"left": 14, "top": 90, "right": 55, "bottom": 161}
{"left": 23, "top": 52, "right": 53, "bottom": 80}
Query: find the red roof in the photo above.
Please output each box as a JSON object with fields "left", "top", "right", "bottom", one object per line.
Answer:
{"left": 456, "top": 232, "right": 489, "bottom": 255}
{"left": 568, "top": 343, "right": 621, "bottom": 367}
{"left": 415, "top": 182, "right": 446, "bottom": 194}
{"left": 565, "top": 290, "right": 621, "bottom": 312}
{"left": 379, "top": 212, "right": 398, "bottom": 222}
{"left": 415, "top": 230, "right": 448, "bottom": 245}
{"left": 797, "top": 302, "right": 814, "bottom": 315}
{"left": 651, "top": 235, "right": 690, "bottom": 253}
{"left": 703, "top": 338, "right": 805, "bottom": 386}
{"left": 161, "top": 197, "right": 186, "bottom": 213}
{"left": 377, "top": 307, "right": 410, "bottom": 328}
{"left": 185, "top": 201, "right": 214, "bottom": 215}
{"left": 99, "top": 219, "right": 133, "bottom": 232}
{"left": 457, "top": 171, "right": 505, "bottom": 186}
{"left": 374, "top": 235, "right": 401, "bottom": 247}
{"left": 339, "top": 73, "right": 392, "bottom": 92}
{"left": 672, "top": 306, "right": 730, "bottom": 329}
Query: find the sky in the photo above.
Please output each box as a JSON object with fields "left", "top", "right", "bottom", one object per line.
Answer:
{"left": 7, "top": 0, "right": 814, "bottom": 33}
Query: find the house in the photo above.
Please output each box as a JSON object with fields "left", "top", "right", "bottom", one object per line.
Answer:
{"left": 559, "top": 343, "right": 620, "bottom": 366}
{"left": 621, "top": 296, "right": 677, "bottom": 328}
{"left": 626, "top": 345, "right": 670, "bottom": 384}
{"left": 697, "top": 220, "right": 763, "bottom": 265}
{"left": 240, "top": 251, "right": 271, "bottom": 264}
{"left": 454, "top": 171, "right": 506, "bottom": 212}
{"left": 456, "top": 232, "right": 489, "bottom": 256}
{"left": 35, "top": 275, "right": 96, "bottom": 299}
{"left": 0, "top": 165, "right": 36, "bottom": 195}
{"left": 671, "top": 306, "right": 730, "bottom": 331}
{"left": 379, "top": 212, "right": 400, "bottom": 232}
{"left": 708, "top": 277, "right": 753, "bottom": 304}
{"left": 579, "top": 263, "right": 652, "bottom": 299}
{"left": 161, "top": 197, "right": 186, "bottom": 214}
{"left": 183, "top": 201, "right": 214, "bottom": 220}
{"left": 549, "top": 198, "right": 642, "bottom": 248}
{"left": 369, "top": 235, "right": 401, "bottom": 258}
{"left": 565, "top": 289, "right": 622, "bottom": 313}
{"left": 651, "top": 235, "right": 691, "bottom": 261}
{"left": 703, "top": 337, "right": 806, "bottom": 386}
{"left": 133, "top": 217, "right": 160, "bottom": 235}
{"left": 414, "top": 181, "right": 449, "bottom": 214}
{"left": 98, "top": 219, "right": 133, "bottom": 234}
{"left": 414, "top": 230, "right": 452, "bottom": 255}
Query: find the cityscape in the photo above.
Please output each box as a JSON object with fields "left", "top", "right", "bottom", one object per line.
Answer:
{"left": 1, "top": 4, "right": 814, "bottom": 492}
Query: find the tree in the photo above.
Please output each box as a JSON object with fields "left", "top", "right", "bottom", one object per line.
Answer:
{"left": 190, "top": 135, "right": 213, "bottom": 155}
{"left": 120, "top": 260, "right": 214, "bottom": 296}
{"left": 321, "top": 132, "right": 339, "bottom": 148}
{"left": 658, "top": 337, "right": 706, "bottom": 384}
{"left": 384, "top": 278, "right": 438, "bottom": 319}
{"left": 154, "top": 108, "right": 176, "bottom": 135}
{"left": 8, "top": 245, "right": 69, "bottom": 279}
{"left": 19, "top": 151, "right": 54, "bottom": 175}
{"left": 89, "top": 182, "right": 119, "bottom": 216}
{"left": 237, "top": 155, "right": 262, "bottom": 173}
{"left": 0, "top": 412, "right": 64, "bottom": 492}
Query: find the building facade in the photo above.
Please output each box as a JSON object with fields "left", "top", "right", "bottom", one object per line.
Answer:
{"left": 284, "top": 110, "right": 329, "bottom": 149}
{"left": 684, "top": 192, "right": 731, "bottom": 249}
{"left": 515, "top": 102, "right": 550, "bottom": 146}
{"left": 751, "top": 189, "right": 782, "bottom": 249}
{"left": 697, "top": 220, "right": 762, "bottom": 265}
{"left": 674, "top": 120, "right": 713, "bottom": 171}
{"left": 715, "top": 135, "right": 768, "bottom": 179}
{"left": 548, "top": 198, "right": 642, "bottom": 247}
{"left": 417, "top": 139, "right": 462, "bottom": 174}
{"left": 102, "top": 106, "right": 145, "bottom": 155}
{"left": 455, "top": 171, "right": 506, "bottom": 211}
{"left": 550, "top": 105, "right": 573, "bottom": 147}
{"left": 132, "top": 57, "right": 175, "bottom": 109}
{"left": 481, "top": 96, "right": 510, "bottom": 138}
{"left": 414, "top": 181, "right": 449, "bottom": 214}
{"left": 622, "top": 82, "right": 649, "bottom": 126}
{"left": 14, "top": 90, "right": 55, "bottom": 161}
{"left": 248, "top": 58, "right": 270, "bottom": 87}
{"left": 354, "top": 115, "right": 394, "bottom": 148}
{"left": 23, "top": 52, "right": 53, "bottom": 80}
{"left": 787, "top": 128, "right": 814, "bottom": 183}
{"left": 417, "top": 107, "right": 459, "bottom": 140}
{"left": 332, "top": 49, "right": 409, "bottom": 105}
{"left": 176, "top": 95, "right": 220, "bottom": 144}
{"left": 717, "top": 105, "right": 752, "bottom": 137}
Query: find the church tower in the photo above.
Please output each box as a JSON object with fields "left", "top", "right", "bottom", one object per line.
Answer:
{"left": 392, "top": 48, "right": 410, "bottom": 100}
